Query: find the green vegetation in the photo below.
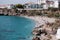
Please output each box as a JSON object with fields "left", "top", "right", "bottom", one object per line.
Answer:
{"left": 12, "top": 6, "right": 16, "bottom": 9}
{"left": 12, "top": 4, "right": 24, "bottom": 9}
{"left": 15, "top": 4, "right": 24, "bottom": 8}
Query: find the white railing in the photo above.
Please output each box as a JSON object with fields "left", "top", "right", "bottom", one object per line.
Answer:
{"left": 17, "top": 8, "right": 43, "bottom": 10}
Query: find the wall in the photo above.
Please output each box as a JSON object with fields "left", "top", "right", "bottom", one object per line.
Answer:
{"left": 54, "top": 1, "right": 59, "bottom": 8}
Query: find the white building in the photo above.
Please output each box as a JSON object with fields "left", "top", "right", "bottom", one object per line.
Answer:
{"left": 38, "top": 0, "right": 46, "bottom": 4}
{"left": 46, "top": 0, "right": 59, "bottom": 8}
{"left": 0, "top": 4, "right": 14, "bottom": 9}
{"left": 54, "top": 0, "right": 58, "bottom": 8}
{"left": 24, "top": 2, "right": 43, "bottom": 9}
{"left": 39, "top": 0, "right": 59, "bottom": 8}
{"left": 24, "top": 0, "right": 59, "bottom": 9}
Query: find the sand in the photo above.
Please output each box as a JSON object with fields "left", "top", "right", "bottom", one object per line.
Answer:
{"left": 21, "top": 16, "right": 56, "bottom": 27}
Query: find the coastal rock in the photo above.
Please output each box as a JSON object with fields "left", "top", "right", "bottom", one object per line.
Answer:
{"left": 32, "top": 19, "right": 60, "bottom": 40}
{"left": 32, "top": 37, "right": 40, "bottom": 40}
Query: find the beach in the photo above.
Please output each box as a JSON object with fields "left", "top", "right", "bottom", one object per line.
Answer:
{"left": 21, "top": 15, "right": 59, "bottom": 40}
{"left": 21, "top": 16, "right": 56, "bottom": 27}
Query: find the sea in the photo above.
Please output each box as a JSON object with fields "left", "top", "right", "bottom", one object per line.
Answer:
{"left": 0, "top": 16, "right": 35, "bottom": 40}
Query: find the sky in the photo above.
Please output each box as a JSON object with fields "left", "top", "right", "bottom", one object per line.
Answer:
{"left": 0, "top": 0, "right": 59, "bottom": 4}
{"left": 0, "top": 0, "right": 37, "bottom": 4}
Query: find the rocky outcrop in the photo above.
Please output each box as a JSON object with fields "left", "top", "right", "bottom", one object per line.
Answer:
{"left": 32, "top": 19, "right": 60, "bottom": 40}
{"left": 32, "top": 37, "right": 40, "bottom": 40}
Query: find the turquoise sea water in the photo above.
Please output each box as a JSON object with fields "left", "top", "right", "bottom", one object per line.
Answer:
{"left": 0, "top": 16, "right": 35, "bottom": 40}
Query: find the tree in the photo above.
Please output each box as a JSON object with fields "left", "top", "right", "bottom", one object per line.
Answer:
{"left": 12, "top": 5, "right": 16, "bottom": 9}
{"left": 15, "top": 4, "right": 24, "bottom": 8}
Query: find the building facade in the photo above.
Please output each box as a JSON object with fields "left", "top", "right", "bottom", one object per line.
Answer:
{"left": 46, "top": 0, "right": 58, "bottom": 8}
{"left": 0, "top": 4, "right": 14, "bottom": 9}
{"left": 24, "top": 2, "right": 43, "bottom": 9}
{"left": 24, "top": 0, "right": 59, "bottom": 9}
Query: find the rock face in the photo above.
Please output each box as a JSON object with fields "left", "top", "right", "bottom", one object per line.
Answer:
{"left": 32, "top": 19, "right": 60, "bottom": 40}
{"left": 32, "top": 37, "right": 40, "bottom": 40}
{"left": 19, "top": 16, "right": 60, "bottom": 40}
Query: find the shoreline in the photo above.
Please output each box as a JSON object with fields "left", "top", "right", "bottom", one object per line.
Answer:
{"left": 20, "top": 15, "right": 57, "bottom": 40}
{"left": 21, "top": 16, "right": 56, "bottom": 28}
{"left": 20, "top": 15, "right": 59, "bottom": 40}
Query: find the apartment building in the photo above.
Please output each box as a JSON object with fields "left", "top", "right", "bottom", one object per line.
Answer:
{"left": 46, "top": 0, "right": 58, "bottom": 8}
{"left": 24, "top": 2, "right": 43, "bottom": 9}
{"left": 24, "top": 0, "right": 59, "bottom": 9}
